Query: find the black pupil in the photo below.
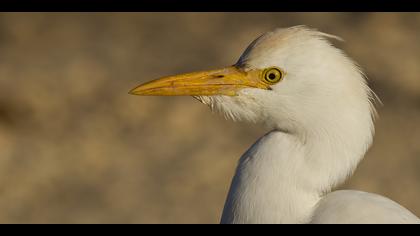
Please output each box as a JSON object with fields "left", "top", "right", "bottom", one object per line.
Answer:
{"left": 268, "top": 73, "right": 276, "bottom": 80}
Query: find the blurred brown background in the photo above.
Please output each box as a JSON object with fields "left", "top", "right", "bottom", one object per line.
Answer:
{"left": 0, "top": 13, "right": 419, "bottom": 223}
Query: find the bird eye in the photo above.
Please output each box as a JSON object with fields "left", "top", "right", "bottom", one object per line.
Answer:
{"left": 263, "top": 67, "right": 284, "bottom": 84}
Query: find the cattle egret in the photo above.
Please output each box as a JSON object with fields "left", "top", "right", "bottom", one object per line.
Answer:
{"left": 130, "top": 26, "right": 420, "bottom": 224}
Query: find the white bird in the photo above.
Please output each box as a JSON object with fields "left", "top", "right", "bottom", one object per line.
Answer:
{"left": 130, "top": 26, "right": 420, "bottom": 224}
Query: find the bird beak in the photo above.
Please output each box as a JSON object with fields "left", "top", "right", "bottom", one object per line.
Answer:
{"left": 129, "top": 66, "right": 268, "bottom": 96}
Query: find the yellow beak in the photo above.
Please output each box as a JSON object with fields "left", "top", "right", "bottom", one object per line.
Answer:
{"left": 129, "top": 66, "right": 268, "bottom": 96}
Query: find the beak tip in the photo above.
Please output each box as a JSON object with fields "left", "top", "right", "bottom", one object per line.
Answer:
{"left": 129, "top": 87, "right": 141, "bottom": 95}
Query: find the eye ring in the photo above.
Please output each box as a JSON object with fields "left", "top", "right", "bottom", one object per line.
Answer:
{"left": 263, "top": 67, "right": 284, "bottom": 84}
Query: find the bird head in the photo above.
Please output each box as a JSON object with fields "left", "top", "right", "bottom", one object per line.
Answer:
{"left": 130, "top": 26, "right": 376, "bottom": 137}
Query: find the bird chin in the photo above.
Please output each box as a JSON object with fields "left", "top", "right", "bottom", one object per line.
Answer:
{"left": 193, "top": 95, "right": 236, "bottom": 120}
{"left": 192, "top": 95, "right": 218, "bottom": 111}
{"left": 192, "top": 95, "right": 209, "bottom": 105}
{"left": 192, "top": 95, "right": 261, "bottom": 124}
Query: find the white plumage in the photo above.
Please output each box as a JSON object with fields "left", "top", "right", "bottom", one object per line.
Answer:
{"left": 131, "top": 26, "right": 420, "bottom": 224}
{"left": 218, "top": 26, "right": 419, "bottom": 224}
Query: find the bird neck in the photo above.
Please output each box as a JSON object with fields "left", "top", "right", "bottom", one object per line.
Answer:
{"left": 221, "top": 111, "right": 374, "bottom": 223}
